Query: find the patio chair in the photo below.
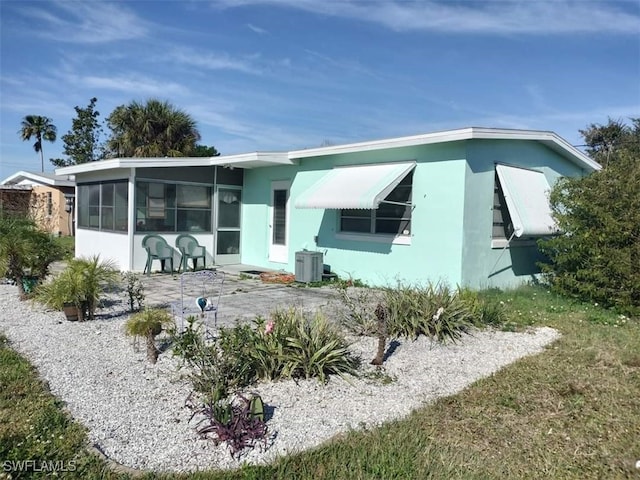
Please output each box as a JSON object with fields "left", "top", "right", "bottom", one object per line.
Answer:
{"left": 175, "top": 234, "right": 207, "bottom": 272}
{"left": 171, "top": 270, "right": 225, "bottom": 337}
{"left": 142, "top": 234, "right": 174, "bottom": 276}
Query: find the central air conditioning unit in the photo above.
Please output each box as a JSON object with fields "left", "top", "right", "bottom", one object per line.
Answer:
{"left": 295, "top": 251, "right": 323, "bottom": 283}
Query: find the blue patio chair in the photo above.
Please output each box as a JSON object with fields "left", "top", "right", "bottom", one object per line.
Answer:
{"left": 175, "top": 234, "right": 207, "bottom": 272}
{"left": 142, "top": 234, "right": 174, "bottom": 276}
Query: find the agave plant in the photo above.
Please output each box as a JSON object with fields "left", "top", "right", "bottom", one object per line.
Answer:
{"left": 125, "top": 307, "right": 174, "bottom": 364}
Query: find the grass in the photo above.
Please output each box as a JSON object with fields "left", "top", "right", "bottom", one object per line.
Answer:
{"left": 52, "top": 235, "right": 75, "bottom": 260}
{"left": 1, "top": 285, "right": 638, "bottom": 479}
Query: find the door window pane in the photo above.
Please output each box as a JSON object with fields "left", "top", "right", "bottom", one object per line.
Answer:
{"left": 218, "top": 188, "right": 241, "bottom": 228}
{"left": 273, "top": 189, "right": 287, "bottom": 245}
{"left": 217, "top": 231, "right": 240, "bottom": 255}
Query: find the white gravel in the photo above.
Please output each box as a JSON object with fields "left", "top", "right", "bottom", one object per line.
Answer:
{"left": 0, "top": 284, "right": 560, "bottom": 473}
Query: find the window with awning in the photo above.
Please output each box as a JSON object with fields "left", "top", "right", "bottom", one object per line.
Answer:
{"left": 494, "top": 164, "right": 556, "bottom": 239}
{"left": 295, "top": 162, "right": 415, "bottom": 237}
{"left": 294, "top": 161, "right": 416, "bottom": 210}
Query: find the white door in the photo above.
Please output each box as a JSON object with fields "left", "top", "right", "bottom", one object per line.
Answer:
{"left": 268, "top": 181, "right": 290, "bottom": 264}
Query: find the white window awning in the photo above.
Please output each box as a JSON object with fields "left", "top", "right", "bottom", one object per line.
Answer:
{"left": 496, "top": 164, "right": 556, "bottom": 237}
{"left": 295, "top": 162, "right": 415, "bottom": 209}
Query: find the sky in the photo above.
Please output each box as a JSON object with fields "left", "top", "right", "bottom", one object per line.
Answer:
{"left": 0, "top": 0, "right": 639, "bottom": 179}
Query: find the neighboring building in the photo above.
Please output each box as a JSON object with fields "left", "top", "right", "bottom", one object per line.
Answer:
{"left": 56, "top": 127, "right": 600, "bottom": 288}
{"left": 0, "top": 171, "right": 76, "bottom": 236}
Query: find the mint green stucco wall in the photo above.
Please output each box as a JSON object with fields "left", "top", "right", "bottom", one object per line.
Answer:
{"left": 241, "top": 143, "right": 468, "bottom": 287}
{"left": 460, "top": 140, "right": 587, "bottom": 289}
{"left": 241, "top": 139, "right": 589, "bottom": 289}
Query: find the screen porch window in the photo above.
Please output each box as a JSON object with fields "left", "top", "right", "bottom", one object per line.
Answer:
{"left": 77, "top": 181, "right": 128, "bottom": 232}
{"left": 135, "top": 181, "right": 212, "bottom": 233}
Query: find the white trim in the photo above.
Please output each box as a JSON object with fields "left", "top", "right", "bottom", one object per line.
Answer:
{"left": 289, "top": 127, "right": 600, "bottom": 172}
{"left": 335, "top": 232, "right": 411, "bottom": 245}
{"left": 1, "top": 170, "right": 75, "bottom": 187}
{"left": 268, "top": 180, "right": 291, "bottom": 264}
{"left": 55, "top": 127, "right": 601, "bottom": 177}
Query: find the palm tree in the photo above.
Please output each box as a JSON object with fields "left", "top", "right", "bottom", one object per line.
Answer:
{"left": 106, "top": 99, "right": 201, "bottom": 157}
{"left": 20, "top": 115, "right": 57, "bottom": 172}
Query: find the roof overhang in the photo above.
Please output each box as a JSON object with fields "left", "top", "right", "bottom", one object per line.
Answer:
{"left": 1, "top": 170, "right": 75, "bottom": 187}
{"left": 289, "top": 127, "right": 601, "bottom": 173}
{"left": 55, "top": 127, "right": 601, "bottom": 177}
{"left": 56, "top": 152, "right": 294, "bottom": 176}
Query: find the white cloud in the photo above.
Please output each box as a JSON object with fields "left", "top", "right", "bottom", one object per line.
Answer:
{"left": 247, "top": 23, "right": 268, "bottom": 34}
{"left": 212, "top": 0, "right": 640, "bottom": 35}
{"left": 19, "top": 0, "right": 150, "bottom": 43}
{"left": 165, "top": 48, "right": 262, "bottom": 75}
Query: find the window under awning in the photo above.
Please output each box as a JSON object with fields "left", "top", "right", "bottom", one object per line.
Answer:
{"left": 295, "top": 161, "right": 416, "bottom": 209}
{"left": 495, "top": 164, "right": 556, "bottom": 237}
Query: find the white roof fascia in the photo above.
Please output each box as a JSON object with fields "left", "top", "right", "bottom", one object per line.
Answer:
{"left": 289, "top": 127, "right": 601, "bottom": 172}
{"left": 208, "top": 151, "right": 294, "bottom": 169}
{"left": 55, "top": 127, "right": 601, "bottom": 176}
{"left": 1, "top": 170, "right": 75, "bottom": 187}
{"left": 56, "top": 152, "right": 294, "bottom": 175}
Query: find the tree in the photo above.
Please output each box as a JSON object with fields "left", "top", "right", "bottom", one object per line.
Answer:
{"left": 538, "top": 122, "right": 640, "bottom": 315}
{"left": 50, "top": 97, "right": 104, "bottom": 167}
{"left": 105, "top": 99, "right": 201, "bottom": 157}
{"left": 19, "top": 115, "right": 57, "bottom": 172}
{"left": 579, "top": 117, "right": 639, "bottom": 167}
{"left": 191, "top": 144, "right": 220, "bottom": 157}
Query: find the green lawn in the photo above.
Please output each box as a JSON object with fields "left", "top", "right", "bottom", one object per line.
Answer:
{"left": 1, "top": 285, "right": 638, "bottom": 479}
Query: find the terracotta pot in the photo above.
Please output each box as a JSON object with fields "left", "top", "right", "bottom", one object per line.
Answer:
{"left": 62, "top": 304, "right": 79, "bottom": 321}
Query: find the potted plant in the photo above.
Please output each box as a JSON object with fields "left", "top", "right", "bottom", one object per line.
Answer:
{"left": 124, "top": 308, "right": 174, "bottom": 364}
{"left": 36, "top": 255, "right": 119, "bottom": 321}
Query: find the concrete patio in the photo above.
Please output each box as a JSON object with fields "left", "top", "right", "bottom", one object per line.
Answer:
{"left": 138, "top": 265, "right": 341, "bottom": 329}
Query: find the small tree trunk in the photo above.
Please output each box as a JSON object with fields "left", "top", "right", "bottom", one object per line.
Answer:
{"left": 371, "top": 303, "right": 387, "bottom": 366}
{"left": 146, "top": 332, "right": 159, "bottom": 364}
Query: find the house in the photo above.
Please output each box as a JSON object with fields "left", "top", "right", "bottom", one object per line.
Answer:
{"left": 0, "top": 171, "right": 75, "bottom": 236}
{"left": 56, "top": 127, "right": 600, "bottom": 288}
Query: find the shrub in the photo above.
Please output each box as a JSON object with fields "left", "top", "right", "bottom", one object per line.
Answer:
{"left": 0, "top": 216, "right": 62, "bottom": 297}
{"left": 269, "top": 308, "right": 359, "bottom": 382}
{"left": 383, "top": 282, "right": 476, "bottom": 343}
{"left": 538, "top": 148, "right": 640, "bottom": 315}
{"left": 334, "top": 282, "right": 382, "bottom": 336}
{"left": 36, "top": 255, "right": 119, "bottom": 320}
{"left": 124, "top": 308, "right": 173, "bottom": 364}
{"left": 187, "top": 393, "right": 268, "bottom": 458}
{"left": 122, "top": 271, "right": 145, "bottom": 312}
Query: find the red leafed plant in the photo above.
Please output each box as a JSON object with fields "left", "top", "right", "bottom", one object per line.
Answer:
{"left": 187, "top": 393, "right": 268, "bottom": 458}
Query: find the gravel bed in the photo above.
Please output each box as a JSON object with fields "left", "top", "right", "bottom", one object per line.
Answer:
{"left": 0, "top": 284, "right": 560, "bottom": 473}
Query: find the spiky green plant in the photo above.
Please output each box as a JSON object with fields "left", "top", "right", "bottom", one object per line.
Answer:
{"left": 124, "top": 308, "right": 173, "bottom": 364}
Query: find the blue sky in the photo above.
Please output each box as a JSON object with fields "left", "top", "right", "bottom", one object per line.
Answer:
{"left": 1, "top": 0, "right": 639, "bottom": 179}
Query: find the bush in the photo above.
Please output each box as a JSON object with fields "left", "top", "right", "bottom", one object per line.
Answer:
{"left": 337, "top": 282, "right": 504, "bottom": 355}
{"left": 36, "top": 255, "right": 119, "bottom": 320}
{"left": 0, "top": 216, "right": 62, "bottom": 297}
{"left": 265, "top": 308, "right": 358, "bottom": 382}
{"left": 538, "top": 150, "right": 640, "bottom": 315}
{"left": 383, "top": 282, "right": 476, "bottom": 343}
{"left": 172, "top": 308, "right": 358, "bottom": 400}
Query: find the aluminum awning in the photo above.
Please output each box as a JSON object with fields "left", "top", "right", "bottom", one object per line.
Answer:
{"left": 495, "top": 164, "right": 556, "bottom": 237}
{"left": 295, "top": 161, "right": 415, "bottom": 209}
